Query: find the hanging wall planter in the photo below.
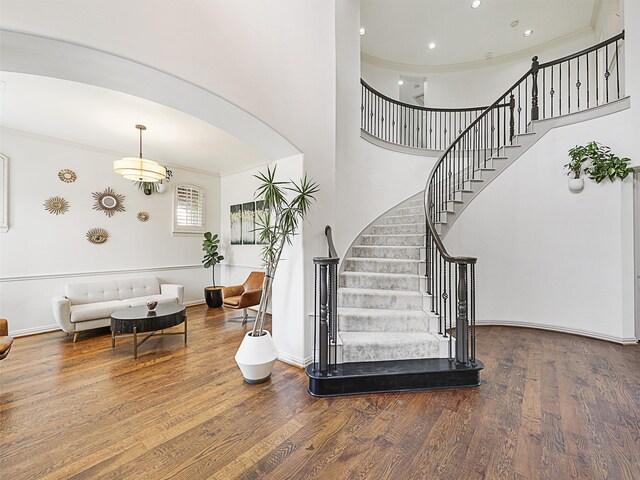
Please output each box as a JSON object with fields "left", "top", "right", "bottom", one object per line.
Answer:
{"left": 568, "top": 177, "right": 584, "bottom": 193}
{"left": 565, "top": 142, "right": 633, "bottom": 193}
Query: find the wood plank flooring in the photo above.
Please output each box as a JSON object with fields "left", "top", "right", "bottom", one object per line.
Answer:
{"left": 1, "top": 305, "right": 638, "bottom": 479}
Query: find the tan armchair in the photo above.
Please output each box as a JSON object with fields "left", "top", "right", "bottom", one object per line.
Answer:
{"left": 0, "top": 319, "right": 14, "bottom": 361}
{"left": 222, "top": 271, "right": 265, "bottom": 325}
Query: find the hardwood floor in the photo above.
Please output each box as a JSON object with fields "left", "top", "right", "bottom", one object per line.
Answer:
{"left": 1, "top": 305, "right": 638, "bottom": 479}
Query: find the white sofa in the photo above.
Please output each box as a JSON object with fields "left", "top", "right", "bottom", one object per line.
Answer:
{"left": 52, "top": 277, "right": 184, "bottom": 341}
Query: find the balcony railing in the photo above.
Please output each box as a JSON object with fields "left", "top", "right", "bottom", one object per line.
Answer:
{"left": 361, "top": 79, "right": 507, "bottom": 151}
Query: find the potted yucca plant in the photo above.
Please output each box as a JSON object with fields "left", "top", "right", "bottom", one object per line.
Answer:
{"left": 235, "top": 165, "right": 319, "bottom": 384}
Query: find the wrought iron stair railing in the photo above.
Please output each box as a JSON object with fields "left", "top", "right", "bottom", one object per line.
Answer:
{"left": 361, "top": 79, "right": 508, "bottom": 150}
{"left": 424, "top": 31, "right": 625, "bottom": 367}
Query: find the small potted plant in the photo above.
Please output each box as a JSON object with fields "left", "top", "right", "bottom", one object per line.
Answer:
{"left": 565, "top": 144, "right": 589, "bottom": 192}
{"left": 202, "top": 232, "right": 225, "bottom": 308}
{"left": 235, "top": 166, "right": 318, "bottom": 384}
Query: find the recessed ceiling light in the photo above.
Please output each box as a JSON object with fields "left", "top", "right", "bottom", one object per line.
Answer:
{"left": 359, "top": 27, "right": 366, "bottom": 36}
{"left": 471, "top": 0, "right": 481, "bottom": 8}
{"left": 428, "top": 42, "right": 436, "bottom": 50}
{"left": 511, "top": 20, "right": 520, "bottom": 28}
{"left": 398, "top": 80, "right": 404, "bottom": 86}
{"left": 523, "top": 30, "right": 533, "bottom": 37}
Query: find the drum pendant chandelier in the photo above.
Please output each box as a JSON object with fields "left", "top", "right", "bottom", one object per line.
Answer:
{"left": 113, "top": 124, "right": 166, "bottom": 182}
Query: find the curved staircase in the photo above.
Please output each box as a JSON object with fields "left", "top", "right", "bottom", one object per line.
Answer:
{"left": 338, "top": 194, "right": 447, "bottom": 363}
{"left": 307, "top": 31, "right": 625, "bottom": 397}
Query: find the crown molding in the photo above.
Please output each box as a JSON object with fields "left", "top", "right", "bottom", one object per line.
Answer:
{"left": 0, "top": 126, "right": 220, "bottom": 177}
{"left": 361, "top": 27, "right": 595, "bottom": 74}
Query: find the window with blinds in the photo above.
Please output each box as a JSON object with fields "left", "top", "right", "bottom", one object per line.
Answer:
{"left": 173, "top": 184, "right": 205, "bottom": 234}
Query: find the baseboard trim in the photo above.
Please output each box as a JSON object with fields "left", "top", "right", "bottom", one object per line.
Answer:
{"left": 277, "top": 351, "right": 312, "bottom": 369}
{"left": 475, "top": 320, "right": 637, "bottom": 345}
{"left": 11, "top": 324, "right": 61, "bottom": 337}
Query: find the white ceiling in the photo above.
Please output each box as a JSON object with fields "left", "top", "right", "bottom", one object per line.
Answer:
{"left": 361, "top": 0, "right": 607, "bottom": 67}
{"left": 0, "top": 72, "right": 267, "bottom": 174}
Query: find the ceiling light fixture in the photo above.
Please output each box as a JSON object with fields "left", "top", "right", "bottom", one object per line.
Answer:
{"left": 428, "top": 42, "right": 436, "bottom": 50}
{"left": 398, "top": 80, "right": 404, "bottom": 86}
{"left": 359, "top": 27, "right": 366, "bottom": 36}
{"left": 113, "top": 125, "right": 166, "bottom": 182}
{"left": 523, "top": 30, "right": 533, "bottom": 37}
{"left": 511, "top": 20, "right": 520, "bottom": 28}
{"left": 471, "top": 0, "right": 481, "bottom": 8}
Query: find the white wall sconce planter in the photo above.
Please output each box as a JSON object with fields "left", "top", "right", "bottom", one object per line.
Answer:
{"left": 568, "top": 177, "right": 584, "bottom": 193}
{"left": 235, "top": 331, "right": 278, "bottom": 384}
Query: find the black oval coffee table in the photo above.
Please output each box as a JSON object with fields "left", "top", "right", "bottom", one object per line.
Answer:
{"left": 111, "top": 304, "right": 187, "bottom": 359}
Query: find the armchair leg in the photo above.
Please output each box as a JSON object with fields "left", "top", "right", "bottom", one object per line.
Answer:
{"left": 73, "top": 332, "right": 80, "bottom": 343}
{"left": 227, "top": 308, "right": 256, "bottom": 325}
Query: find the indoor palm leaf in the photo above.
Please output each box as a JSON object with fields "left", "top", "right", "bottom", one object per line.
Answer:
{"left": 252, "top": 166, "right": 319, "bottom": 336}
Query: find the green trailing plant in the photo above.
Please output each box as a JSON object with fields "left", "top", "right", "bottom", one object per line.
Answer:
{"left": 565, "top": 144, "right": 591, "bottom": 179}
{"left": 566, "top": 141, "right": 633, "bottom": 183}
{"left": 202, "top": 232, "right": 224, "bottom": 287}
{"left": 252, "top": 165, "right": 319, "bottom": 336}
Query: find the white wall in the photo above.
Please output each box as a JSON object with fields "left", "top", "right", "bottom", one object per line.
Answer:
{"left": 444, "top": 109, "right": 638, "bottom": 343}
{"left": 0, "top": 128, "right": 220, "bottom": 335}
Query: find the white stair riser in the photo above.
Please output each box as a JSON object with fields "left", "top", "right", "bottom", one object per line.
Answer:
{"left": 344, "top": 258, "right": 419, "bottom": 274}
{"left": 339, "top": 314, "right": 431, "bottom": 332}
{"left": 342, "top": 340, "right": 441, "bottom": 363}
{"left": 351, "top": 246, "right": 421, "bottom": 260}
{"left": 384, "top": 214, "right": 424, "bottom": 225}
{"left": 339, "top": 273, "right": 419, "bottom": 291}
{"left": 338, "top": 291, "right": 423, "bottom": 310}
{"left": 370, "top": 224, "right": 426, "bottom": 235}
{"left": 361, "top": 234, "right": 424, "bottom": 247}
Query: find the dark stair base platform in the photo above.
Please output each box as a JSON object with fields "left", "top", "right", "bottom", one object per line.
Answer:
{"left": 306, "top": 357, "right": 484, "bottom": 397}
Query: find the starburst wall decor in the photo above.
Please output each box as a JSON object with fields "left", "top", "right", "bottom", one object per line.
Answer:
{"left": 92, "top": 187, "right": 125, "bottom": 217}
{"left": 44, "top": 196, "right": 70, "bottom": 215}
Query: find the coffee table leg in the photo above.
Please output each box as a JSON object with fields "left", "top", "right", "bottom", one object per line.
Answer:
{"left": 111, "top": 328, "right": 115, "bottom": 348}
{"left": 184, "top": 315, "right": 188, "bottom": 344}
{"left": 133, "top": 326, "right": 138, "bottom": 359}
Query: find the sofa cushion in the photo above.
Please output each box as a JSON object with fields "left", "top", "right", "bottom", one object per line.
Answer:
{"left": 70, "top": 300, "right": 130, "bottom": 323}
{"left": 65, "top": 277, "right": 161, "bottom": 305}
{"left": 126, "top": 294, "right": 179, "bottom": 307}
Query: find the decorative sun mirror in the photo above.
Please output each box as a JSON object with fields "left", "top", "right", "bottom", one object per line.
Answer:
{"left": 92, "top": 187, "right": 125, "bottom": 217}
{"left": 58, "top": 169, "right": 77, "bottom": 183}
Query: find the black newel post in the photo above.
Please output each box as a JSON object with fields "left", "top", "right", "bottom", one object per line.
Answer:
{"left": 318, "top": 263, "right": 329, "bottom": 374}
{"left": 456, "top": 262, "right": 469, "bottom": 365}
{"left": 531, "top": 56, "right": 540, "bottom": 121}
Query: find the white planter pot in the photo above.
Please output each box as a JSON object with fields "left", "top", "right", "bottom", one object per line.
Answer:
{"left": 568, "top": 177, "right": 584, "bottom": 193}
{"left": 235, "top": 330, "right": 278, "bottom": 384}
